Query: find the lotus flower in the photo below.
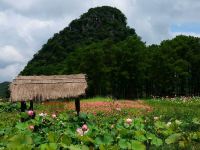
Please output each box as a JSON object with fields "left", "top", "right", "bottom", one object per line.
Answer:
{"left": 29, "top": 125, "right": 34, "bottom": 131}
{"left": 154, "top": 116, "right": 159, "bottom": 121}
{"left": 126, "top": 118, "right": 132, "bottom": 125}
{"left": 76, "top": 124, "right": 89, "bottom": 136}
{"left": 76, "top": 128, "right": 84, "bottom": 136}
{"left": 27, "top": 110, "right": 34, "bottom": 116}
{"left": 51, "top": 113, "right": 57, "bottom": 118}
{"left": 82, "top": 124, "right": 88, "bottom": 132}
{"left": 39, "top": 112, "right": 47, "bottom": 117}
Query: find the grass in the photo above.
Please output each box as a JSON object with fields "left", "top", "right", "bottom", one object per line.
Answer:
{"left": 81, "top": 96, "right": 113, "bottom": 102}
{"left": 2, "top": 97, "right": 200, "bottom": 123}
{"left": 0, "top": 112, "right": 18, "bottom": 129}
{"left": 1, "top": 97, "right": 200, "bottom": 130}
{"left": 145, "top": 98, "right": 200, "bottom": 122}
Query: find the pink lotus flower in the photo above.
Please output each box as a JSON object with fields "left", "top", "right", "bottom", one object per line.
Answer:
{"left": 76, "top": 128, "right": 84, "bottom": 136}
{"left": 82, "top": 124, "right": 88, "bottom": 132}
{"left": 126, "top": 118, "right": 132, "bottom": 125}
{"left": 76, "top": 124, "right": 89, "bottom": 136}
{"left": 29, "top": 125, "right": 34, "bottom": 131}
{"left": 51, "top": 113, "right": 57, "bottom": 118}
{"left": 27, "top": 110, "right": 34, "bottom": 116}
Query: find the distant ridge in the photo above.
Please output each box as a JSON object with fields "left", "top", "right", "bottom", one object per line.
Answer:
{"left": 0, "top": 82, "right": 10, "bottom": 98}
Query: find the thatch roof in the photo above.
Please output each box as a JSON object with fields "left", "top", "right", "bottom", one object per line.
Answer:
{"left": 10, "top": 74, "right": 87, "bottom": 102}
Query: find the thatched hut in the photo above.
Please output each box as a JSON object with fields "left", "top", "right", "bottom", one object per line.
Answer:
{"left": 10, "top": 74, "right": 87, "bottom": 101}
{"left": 10, "top": 74, "right": 87, "bottom": 115}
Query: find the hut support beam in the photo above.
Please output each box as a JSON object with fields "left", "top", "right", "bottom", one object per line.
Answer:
{"left": 20, "top": 101, "right": 27, "bottom": 122}
{"left": 20, "top": 101, "right": 27, "bottom": 112}
{"left": 75, "top": 98, "right": 80, "bottom": 116}
{"left": 29, "top": 100, "right": 33, "bottom": 110}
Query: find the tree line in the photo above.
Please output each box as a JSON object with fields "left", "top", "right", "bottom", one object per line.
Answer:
{"left": 62, "top": 35, "right": 200, "bottom": 98}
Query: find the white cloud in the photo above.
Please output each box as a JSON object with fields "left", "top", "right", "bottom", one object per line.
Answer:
{"left": 0, "top": 10, "right": 69, "bottom": 62}
{"left": 0, "top": 63, "right": 24, "bottom": 82}
{"left": 170, "top": 32, "right": 200, "bottom": 38}
{"left": 0, "top": 45, "right": 24, "bottom": 64}
{"left": 1, "top": 0, "right": 35, "bottom": 11}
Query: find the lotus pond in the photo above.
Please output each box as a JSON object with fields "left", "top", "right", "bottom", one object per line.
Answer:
{"left": 0, "top": 97, "right": 200, "bottom": 150}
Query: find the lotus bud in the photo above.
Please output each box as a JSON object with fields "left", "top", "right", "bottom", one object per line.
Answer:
{"left": 29, "top": 125, "right": 34, "bottom": 131}
{"left": 27, "top": 110, "right": 34, "bottom": 116}
{"left": 82, "top": 124, "right": 88, "bottom": 132}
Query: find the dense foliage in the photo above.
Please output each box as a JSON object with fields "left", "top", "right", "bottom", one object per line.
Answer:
{"left": 0, "top": 82, "right": 10, "bottom": 99}
{"left": 146, "top": 36, "right": 200, "bottom": 97}
{"left": 20, "top": 6, "right": 200, "bottom": 98}
{"left": 20, "top": 6, "right": 135, "bottom": 76}
{"left": 0, "top": 98, "right": 200, "bottom": 149}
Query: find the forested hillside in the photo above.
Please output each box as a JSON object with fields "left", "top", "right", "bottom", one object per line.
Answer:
{"left": 0, "top": 82, "right": 10, "bottom": 98}
{"left": 21, "top": 6, "right": 135, "bottom": 75}
{"left": 21, "top": 6, "right": 200, "bottom": 98}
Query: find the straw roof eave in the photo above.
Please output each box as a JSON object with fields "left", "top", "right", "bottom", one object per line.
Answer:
{"left": 10, "top": 74, "right": 87, "bottom": 102}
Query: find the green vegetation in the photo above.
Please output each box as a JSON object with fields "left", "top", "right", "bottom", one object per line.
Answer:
{"left": 0, "top": 102, "right": 19, "bottom": 130}
{"left": 81, "top": 96, "right": 113, "bottom": 102}
{"left": 21, "top": 6, "right": 134, "bottom": 76}
{"left": 0, "top": 98, "right": 200, "bottom": 149}
{"left": 146, "top": 97, "right": 200, "bottom": 122}
{"left": 0, "top": 82, "right": 10, "bottom": 99}
{"left": 19, "top": 6, "right": 200, "bottom": 99}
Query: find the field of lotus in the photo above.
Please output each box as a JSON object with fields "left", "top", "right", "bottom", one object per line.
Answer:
{"left": 0, "top": 97, "right": 200, "bottom": 149}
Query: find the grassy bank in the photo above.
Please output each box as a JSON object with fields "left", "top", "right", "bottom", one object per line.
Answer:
{"left": 145, "top": 98, "right": 200, "bottom": 121}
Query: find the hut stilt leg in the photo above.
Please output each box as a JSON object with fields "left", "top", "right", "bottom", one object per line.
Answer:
{"left": 20, "top": 101, "right": 27, "bottom": 122}
{"left": 75, "top": 98, "right": 80, "bottom": 116}
{"left": 29, "top": 100, "right": 35, "bottom": 119}
{"left": 21, "top": 101, "right": 27, "bottom": 112}
{"left": 29, "top": 100, "right": 33, "bottom": 110}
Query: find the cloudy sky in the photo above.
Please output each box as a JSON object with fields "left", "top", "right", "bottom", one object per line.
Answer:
{"left": 0, "top": 0, "right": 200, "bottom": 82}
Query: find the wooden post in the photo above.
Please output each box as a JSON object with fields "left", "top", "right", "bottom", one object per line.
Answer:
{"left": 20, "top": 101, "right": 27, "bottom": 122}
{"left": 29, "top": 100, "right": 36, "bottom": 119}
{"left": 29, "top": 100, "right": 33, "bottom": 110}
{"left": 21, "top": 101, "right": 27, "bottom": 112}
{"left": 75, "top": 98, "right": 80, "bottom": 116}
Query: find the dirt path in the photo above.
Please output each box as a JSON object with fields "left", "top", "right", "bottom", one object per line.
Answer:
{"left": 43, "top": 100, "right": 152, "bottom": 114}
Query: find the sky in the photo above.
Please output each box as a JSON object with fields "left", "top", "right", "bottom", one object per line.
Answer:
{"left": 0, "top": 0, "right": 200, "bottom": 82}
